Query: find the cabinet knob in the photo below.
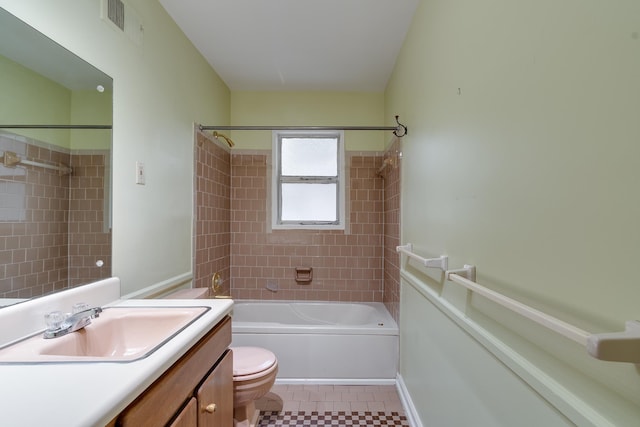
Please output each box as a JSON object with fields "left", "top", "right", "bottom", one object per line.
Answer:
{"left": 205, "top": 403, "right": 217, "bottom": 413}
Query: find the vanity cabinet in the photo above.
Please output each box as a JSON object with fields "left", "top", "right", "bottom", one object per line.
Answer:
{"left": 169, "top": 398, "right": 197, "bottom": 427}
{"left": 197, "top": 350, "right": 233, "bottom": 426}
{"left": 110, "top": 316, "right": 233, "bottom": 427}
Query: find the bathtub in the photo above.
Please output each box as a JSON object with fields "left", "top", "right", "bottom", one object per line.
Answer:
{"left": 230, "top": 300, "right": 399, "bottom": 384}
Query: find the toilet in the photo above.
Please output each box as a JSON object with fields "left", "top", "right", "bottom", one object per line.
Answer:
{"left": 231, "top": 346, "right": 278, "bottom": 427}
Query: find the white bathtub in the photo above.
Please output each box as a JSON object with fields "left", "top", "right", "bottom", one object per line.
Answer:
{"left": 231, "top": 300, "right": 399, "bottom": 384}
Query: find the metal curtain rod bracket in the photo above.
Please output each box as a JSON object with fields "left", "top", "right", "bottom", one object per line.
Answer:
{"left": 198, "top": 115, "right": 408, "bottom": 137}
{"left": 392, "top": 115, "right": 408, "bottom": 137}
{"left": 0, "top": 124, "right": 112, "bottom": 130}
{"left": 396, "top": 243, "right": 448, "bottom": 271}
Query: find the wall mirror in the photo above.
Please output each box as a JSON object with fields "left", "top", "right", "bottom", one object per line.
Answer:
{"left": 0, "top": 7, "right": 113, "bottom": 307}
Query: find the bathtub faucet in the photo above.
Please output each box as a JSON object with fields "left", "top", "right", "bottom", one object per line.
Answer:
{"left": 210, "top": 272, "right": 232, "bottom": 299}
{"left": 43, "top": 306, "right": 103, "bottom": 339}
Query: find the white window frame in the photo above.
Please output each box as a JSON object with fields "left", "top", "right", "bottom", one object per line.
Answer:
{"left": 271, "top": 130, "right": 345, "bottom": 230}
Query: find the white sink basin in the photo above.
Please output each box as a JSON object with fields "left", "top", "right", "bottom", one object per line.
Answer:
{"left": 0, "top": 306, "right": 209, "bottom": 363}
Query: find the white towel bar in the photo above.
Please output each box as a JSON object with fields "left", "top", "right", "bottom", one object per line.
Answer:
{"left": 1, "top": 151, "right": 72, "bottom": 175}
{"left": 398, "top": 245, "right": 640, "bottom": 363}
{"left": 396, "top": 244, "right": 448, "bottom": 271}
{"left": 447, "top": 270, "right": 590, "bottom": 346}
{"left": 447, "top": 270, "right": 640, "bottom": 363}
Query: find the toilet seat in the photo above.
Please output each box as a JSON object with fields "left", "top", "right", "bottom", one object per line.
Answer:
{"left": 230, "top": 346, "right": 278, "bottom": 427}
{"left": 232, "top": 346, "right": 277, "bottom": 380}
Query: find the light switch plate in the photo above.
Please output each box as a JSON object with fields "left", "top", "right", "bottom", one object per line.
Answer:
{"left": 135, "top": 161, "right": 145, "bottom": 185}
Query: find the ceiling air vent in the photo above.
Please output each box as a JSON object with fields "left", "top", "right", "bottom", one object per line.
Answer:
{"left": 107, "top": 0, "right": 125, "bottom": 31}
{"left": 101, "top": 0, "right": 144, "bottom": 46}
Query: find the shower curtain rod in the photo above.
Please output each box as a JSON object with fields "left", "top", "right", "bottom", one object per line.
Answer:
{"left": 199, "top": 115, "right": 408, "bottom": 137}
{"left": 0, "top": 124, "right": 112, "bottom": 130}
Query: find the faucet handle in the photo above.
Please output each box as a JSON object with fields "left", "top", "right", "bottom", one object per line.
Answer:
{"left": 44, "top": 311, "right": 66, "bottom": 331}
{"left": 72, "top": 302, "right": 90, "bottom": 314}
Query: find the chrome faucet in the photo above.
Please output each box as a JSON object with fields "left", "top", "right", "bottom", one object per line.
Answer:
{"left": 43, "top": 306, "right": 103, "bottom": 339}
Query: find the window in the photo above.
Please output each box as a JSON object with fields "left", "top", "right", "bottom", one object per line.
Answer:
{"left": 272, "top": 130, "right": 345, "bottom": 229}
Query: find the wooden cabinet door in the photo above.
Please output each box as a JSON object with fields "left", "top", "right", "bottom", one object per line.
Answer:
{"left": 118, "top": 318, "right": 232, "bottom": 427}
{"left": 169, "top": 398, "right": 197, "bottom": 427}
{"left": 197, "top": 350, "right": 234, "bottom": 427}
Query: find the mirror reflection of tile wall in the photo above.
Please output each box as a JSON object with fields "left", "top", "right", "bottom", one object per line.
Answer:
{"left": 68, "top": 150, "right": 111, "bottom": 287}
{"left": 0, "top": 131, "right": 111, "bottom": 299}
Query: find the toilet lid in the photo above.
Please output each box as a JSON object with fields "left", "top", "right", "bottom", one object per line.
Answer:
{"left": 231, "top": 346, "right": 277, "bottom": 377}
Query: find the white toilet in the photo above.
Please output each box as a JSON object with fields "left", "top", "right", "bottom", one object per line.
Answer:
{"left": 231, "top": 346, "right": 278, "bottom": 427}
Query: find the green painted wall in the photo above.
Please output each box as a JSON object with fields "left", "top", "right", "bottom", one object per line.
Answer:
{"left": 70, "top": 90, "right": 112, "bottom": 151}
{"left": 0, "top": 54, "right": 72, "bottom": 147}
{"left": 230, "top": 91, "right": 385, "bottom": 151}
{"left": 0, "top": 54, "right": 112, "bottom": 150}
{"left": 386, "top": 0, "right": 640, "bottom": 425}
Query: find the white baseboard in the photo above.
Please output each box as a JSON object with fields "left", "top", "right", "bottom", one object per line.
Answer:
{"left": 396, "top": 374, "right": 423, "bottom": 427}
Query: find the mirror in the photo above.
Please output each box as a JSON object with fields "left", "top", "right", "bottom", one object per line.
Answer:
{"left": 0, "top": 7, "right": 113, "bottom": 307}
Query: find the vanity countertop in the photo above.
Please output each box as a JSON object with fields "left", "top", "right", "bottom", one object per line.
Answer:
{"left": 0, "top": 297, "right": 234, "bottom": 427}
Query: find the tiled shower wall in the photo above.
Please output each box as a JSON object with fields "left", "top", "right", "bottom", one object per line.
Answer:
{"left": 193, "top": 131, "right": 231, "bottom": 295}
{"left": 381, "top": 139, "right": 402, "bottom": 322}
{"left": 230, "top": 152, "right": 385, "bottom": 302}
{"left": 0, "top": 132, "right": 111, "bottom": 299}
{"left": 193, "top": 131, "right": 401, "bottom": 316}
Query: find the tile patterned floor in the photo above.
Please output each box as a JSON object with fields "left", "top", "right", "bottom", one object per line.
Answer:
{"left": 258, "top": 411, "right": 408, "bottom": 426}
{"left": 256, "top": 384, "right": 410, "bottom": 426}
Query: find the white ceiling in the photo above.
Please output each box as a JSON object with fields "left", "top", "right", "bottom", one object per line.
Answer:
{"left": 159, "top": 0, "right": 419, "bottom": 92}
